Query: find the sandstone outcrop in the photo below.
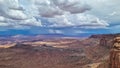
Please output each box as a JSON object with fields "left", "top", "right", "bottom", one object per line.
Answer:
{"left": 110, "top": 37, "right": 120, "bottom": 68}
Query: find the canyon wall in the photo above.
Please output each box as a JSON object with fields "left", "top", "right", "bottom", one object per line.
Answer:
{"left": 110, "top": 37, "right": 120, "bottom": 68}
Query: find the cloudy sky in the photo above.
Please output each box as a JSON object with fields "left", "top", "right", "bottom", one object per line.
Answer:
{"left": 0, "top": 0, "right": 120, "bottom": 36}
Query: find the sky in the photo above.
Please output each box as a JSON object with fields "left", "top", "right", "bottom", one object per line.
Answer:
{"left": 0, "top": 0, "right": 120, "bottom": 36}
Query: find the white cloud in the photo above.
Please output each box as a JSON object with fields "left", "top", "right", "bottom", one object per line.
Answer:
{"left": 0, "top": 22, "right": 10, "bottom": 26}
{"left": 0, "top": 0, "right": 27, "bottom": 20}
{"left": 0, "top": 16, "right": 5, "bottom": 22}
{"left": 46, "top": 14, "right": 109, "bottom": 28}
{"left": 53, "top": 0, "right": 91, "bottom": 14}
{"left": 5, "top": 10, "right": 27, "bottom": 20}
{"left": 0, "top": 0, "right": 118, "bottom": 31}
{"left": 38, "top": 5, "right": 64, "bottom": 17}
{"left": 109, "top": 12, "right": 117, "bottom": 16}
{"left": 47, "top": 15, "right": 74, "bottom": 27}
{"left": 19, "top": 17, "right": 42, "bottom": 26}
{"left": 0, "top": 0, "right": 42, "bottom": 28}
{"left": 49, "top": 29, "right": 63, "bottom": 34}
{"left": 84, "top": 0, "right": 120, "bottom": 23}
{"left": 0, "top": 16, "right": 42, "bottom": 29}
{"left": 24, "top": 0, "right": 91, "bottom": 17}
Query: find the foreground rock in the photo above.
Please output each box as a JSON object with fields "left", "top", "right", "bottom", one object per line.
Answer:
{"left": 110, "top": 37, "right": 120, "bottom": 68}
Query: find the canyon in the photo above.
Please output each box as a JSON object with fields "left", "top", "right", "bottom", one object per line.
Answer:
{"left": 0, "top": 33, "right": 119, "bottom": 68}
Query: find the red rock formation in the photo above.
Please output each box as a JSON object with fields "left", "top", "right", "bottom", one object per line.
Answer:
{"left": 110, "top": 37, "right": 120, "bottom": 68}
{"left": 99, "top": 37, "right": 107, "bottom": 46}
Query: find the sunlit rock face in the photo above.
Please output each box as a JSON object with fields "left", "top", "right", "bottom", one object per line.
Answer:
{"left": 110, "top": 37, "right": 120, "bottom": 68}
{"left": 90, "top": 34, "right": 120, "bottom": 49}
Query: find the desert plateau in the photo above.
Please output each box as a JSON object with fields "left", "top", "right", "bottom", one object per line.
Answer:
{"left": 0, "top": 33, "right": 120, "bottom": 68}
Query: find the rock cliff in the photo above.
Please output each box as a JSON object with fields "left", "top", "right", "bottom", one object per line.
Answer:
{"left": 110, "top": 37, "right": 120, "bottom": 68}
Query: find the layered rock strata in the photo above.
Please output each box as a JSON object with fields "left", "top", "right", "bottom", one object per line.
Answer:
{"left": 110, "top": 37, "right": 120, "bottom": 68}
